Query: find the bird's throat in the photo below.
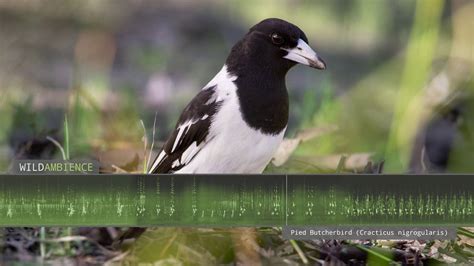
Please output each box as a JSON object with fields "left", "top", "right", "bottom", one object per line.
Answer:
{"left": 234, "top": 72, "right": 289, "bottom": 135}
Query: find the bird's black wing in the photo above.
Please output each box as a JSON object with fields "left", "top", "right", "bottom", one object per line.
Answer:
{"left": 115, "top": 88, "right": 221, "bottom": 247}
{"left": 149, "top": 86, "right": 220, "bottom": 173}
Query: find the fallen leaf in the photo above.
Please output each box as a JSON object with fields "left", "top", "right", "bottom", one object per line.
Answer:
{"left": 272, "top": 139, "right": 301, "bottom": 167}
{"left": 272, "top": 125, "right": 337, "bottom": 166}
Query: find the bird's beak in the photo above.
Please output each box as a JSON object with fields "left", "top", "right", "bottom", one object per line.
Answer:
{"left": 282, "top": 39, "right": 326, "bottom": 70}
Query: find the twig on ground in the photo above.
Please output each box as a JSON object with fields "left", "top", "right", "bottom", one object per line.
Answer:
{"left": 290, "top": 240, "right": 309, "bottom": 264}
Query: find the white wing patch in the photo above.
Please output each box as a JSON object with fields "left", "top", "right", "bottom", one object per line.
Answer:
{"left": 149, "top": 140, "right": 203, "bottom": 173}
{"left": 181, "top": 141, "right": 200, "bottom": 164}
{"left": 172, "top": 159, "right": 181, "bottom": 168}
{"left": 171, "top": 120, "right": 194, "bottom": 153}
{"left": 170, "top": 113, "right": 209, "bottom": 153}
{"left": 149, "top": 150, "right": 166, "bottom": 173}
{"left": 205, "top": 93, "right": 218, "bottom": 105}
{"left": 148, "top": 112, "right": 213, "bottom": 173}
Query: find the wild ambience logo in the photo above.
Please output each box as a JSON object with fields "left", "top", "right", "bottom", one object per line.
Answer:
{"left": 11, "top": 160, "right": 99, "bottom": 174}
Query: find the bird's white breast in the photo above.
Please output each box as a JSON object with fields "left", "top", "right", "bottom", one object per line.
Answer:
{"left": 176, "top": 66, "right": 286, "bottom": 173}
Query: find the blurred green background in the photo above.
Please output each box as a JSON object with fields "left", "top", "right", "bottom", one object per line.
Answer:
{"left": 0, "top": 0, "right": 472, "bottom": 173}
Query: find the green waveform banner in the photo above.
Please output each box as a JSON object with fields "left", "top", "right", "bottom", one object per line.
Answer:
{"left": 0, "top": 174, "right": 472, "bottom": 226}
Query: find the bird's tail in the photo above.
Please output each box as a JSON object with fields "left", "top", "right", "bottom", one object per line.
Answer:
{"left": 113, "top": 150, "right": 166, "bottom": 248}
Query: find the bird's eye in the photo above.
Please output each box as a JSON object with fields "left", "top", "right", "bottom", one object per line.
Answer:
{"left": 271, "top": 33, "right": 284, "bottom": 45}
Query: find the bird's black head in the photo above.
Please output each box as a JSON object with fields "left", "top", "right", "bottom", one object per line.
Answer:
{"left": 226, "top": 18, "right": 326, "bottom": 76}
